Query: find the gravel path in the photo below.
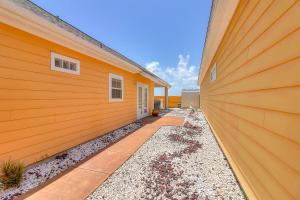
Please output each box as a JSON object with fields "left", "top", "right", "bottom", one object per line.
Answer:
{"left": 88, "top": 110, "right": 245, "bottom": 200}
{"left": 161, "top": 108, "right": 190, "bottom": 117}
{"left": 0, "top": 121, "right": 143, "bottom": 200}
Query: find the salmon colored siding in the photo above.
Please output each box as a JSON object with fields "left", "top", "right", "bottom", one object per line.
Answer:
{"left": 200, "top": 1, "right": 300, "bottom": 200}
{"left": 154, "top": 96, "right": 181, "bottom": 108}
{"left": 0, "top": 23, "right": 154, "bottom": 165}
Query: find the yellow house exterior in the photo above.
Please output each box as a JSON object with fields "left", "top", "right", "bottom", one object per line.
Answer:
{"left": 0, "top": 1, "right": 170, "bottom": 165}
{"left": 199, "top": 0, "right": 300, "bottom": 199}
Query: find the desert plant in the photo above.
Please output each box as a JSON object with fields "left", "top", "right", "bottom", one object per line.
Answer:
{"left": 0, "top": 160, "right": 25, "bottom": 189}
{"left": 190, "top": 108, "right": 196, "bottom": 114}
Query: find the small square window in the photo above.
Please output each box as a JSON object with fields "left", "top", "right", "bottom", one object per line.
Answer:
{"left": 63, "top": 60, "right": 70, "bottom": 69}
{"left": 51, "top": 52, "right": 80, "bottom": 75}
{"left": 70, "top": 62, "right": 77, "bottom": 71}
{"left": 55, "top": 58, "right": 62, "bottom": 68}
{"left": 109, "top": 73, "right": 123, "bottom": 102}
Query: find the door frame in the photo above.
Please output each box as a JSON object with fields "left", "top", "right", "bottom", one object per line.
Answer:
{"left": 137, "top": 82, "right": 149, "bottom": 119}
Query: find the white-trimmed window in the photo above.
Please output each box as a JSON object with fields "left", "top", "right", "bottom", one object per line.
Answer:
{"left": 211, "top": 63, "right": 217, "bottom": 81}
{"left": 109, "top": 73, "right": 124, "bottom": 102}
{"left": 51, "top": 52, "right": 80, "bottom": 75}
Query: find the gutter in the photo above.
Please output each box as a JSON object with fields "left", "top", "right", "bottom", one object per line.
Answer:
{"left": 0, "top": 0, "right": 170, "bottom": 88}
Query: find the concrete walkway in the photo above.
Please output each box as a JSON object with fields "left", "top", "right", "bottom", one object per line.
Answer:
{"left": 25, "top": 116, "right": 184, "bottom": 200}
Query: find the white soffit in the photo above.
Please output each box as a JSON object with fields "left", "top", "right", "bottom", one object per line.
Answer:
{"left": 0, "top": 0, "right": 141, "bottom": 73}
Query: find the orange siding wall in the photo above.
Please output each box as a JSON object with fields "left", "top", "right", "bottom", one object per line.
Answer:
{"left": 154, "top": 96, "right": 181, "bottom": 108}
{"left": 168, "top": 96, "right": 181, "bottom": 108}
{"left": 200, "top": 1, "right": 300, "bottom": 200}
{"left": 199, "top": 0, "right": 239, "bottom": 83}
{"left": 0, "top": 23, "right": 154, "bottom": 165}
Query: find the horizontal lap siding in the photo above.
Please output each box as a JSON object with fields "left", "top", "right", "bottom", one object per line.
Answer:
{"left": 154, "top": 96, "right": 181, "bottom": 108}
{"left": 200, "top": 1, "right": 300, "bottom": 199}
{"left": 168, "top": 96, "right": 181, "bottom": 108}
{"left": 0, "top": 23, "right": 154, "bottom": 165}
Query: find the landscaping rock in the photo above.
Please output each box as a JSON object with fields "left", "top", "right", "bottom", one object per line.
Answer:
{"left": 87, "top": 110, "right": 245, "bottom": 200}
{"left": 0, "top": 122, "right": 142, "bottom": 200}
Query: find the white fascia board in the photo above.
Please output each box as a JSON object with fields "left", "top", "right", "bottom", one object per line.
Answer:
{"left": 0, "top": 0, "right": 141, "bottom": 74}
{"left": 140, "top": 72, "right": 171, "bottom": 88}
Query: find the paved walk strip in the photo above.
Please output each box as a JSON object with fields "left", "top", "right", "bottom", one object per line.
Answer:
{"left": 25, "top": 116, "right": 184, "bottom": 200}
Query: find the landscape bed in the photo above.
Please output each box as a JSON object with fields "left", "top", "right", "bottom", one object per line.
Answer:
{"left": 88, "top": 109, "right": 245, "bottom": 200}
{"left": 0, "top": 121, "right": 143, "bottom": 200}
{"left": 0, "top": 109, "right": 245, "bottom": 200}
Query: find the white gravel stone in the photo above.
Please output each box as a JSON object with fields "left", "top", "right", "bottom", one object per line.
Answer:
{"left": 88, "top": 110, "right": 245, "bottom": 200}
{"left": 0, "top": 122, "right": 142, "bottom": 200}
{"left": 161, "top": 108, "right": 190, "bottom": 117}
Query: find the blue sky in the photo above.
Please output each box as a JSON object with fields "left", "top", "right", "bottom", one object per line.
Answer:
{"left": 32, "top": 0, "right": 211, "bottom": 95}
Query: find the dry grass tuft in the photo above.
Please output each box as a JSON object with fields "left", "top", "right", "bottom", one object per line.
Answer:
{"left": 0, "top": 160, "right": 25, "bottom": 189}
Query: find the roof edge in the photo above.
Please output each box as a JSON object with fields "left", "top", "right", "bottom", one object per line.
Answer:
{"left": 198, "top": 0, "right": 240, "bottom": 85}
{"left": 197, "top": 0, "right": 214, "bottom": 86}
{"left": 0, "top": 0, "right": 170, "bottom": 88}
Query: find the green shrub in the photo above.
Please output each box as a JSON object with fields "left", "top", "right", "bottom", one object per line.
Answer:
{"left": 0, "top": 160, "right": 25, "bottom": 189}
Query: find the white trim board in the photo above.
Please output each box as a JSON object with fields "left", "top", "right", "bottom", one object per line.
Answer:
{"left": 0, "top": 0, "right": 170, "bottom": 88}
{"left": 109, "top": 73, "right": 124, "bottom": 102}
{"left": 136, "top": 82, "right": 149, "bottom": 119}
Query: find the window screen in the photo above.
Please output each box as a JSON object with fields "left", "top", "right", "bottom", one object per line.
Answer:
{"left": 109, "top": 73, "right": 123, "bottom": 101}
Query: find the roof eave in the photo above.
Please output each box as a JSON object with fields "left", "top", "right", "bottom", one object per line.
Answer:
{"left": 140, "top": 72, "right": 171, "bottom": 88}
{"left": 198, "top": 0, "right": 240, "bottom": 85}
{"left": 0, "top": 0, "right": 170, "bottom": 87}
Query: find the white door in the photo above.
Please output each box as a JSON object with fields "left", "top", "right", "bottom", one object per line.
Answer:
{"left": 137, "top": 83, "right": 149, "bottom": 119}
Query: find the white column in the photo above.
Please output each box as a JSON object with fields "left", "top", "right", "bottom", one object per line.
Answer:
{"left": 164, "top": 87, "right": 168, "bottom": 110}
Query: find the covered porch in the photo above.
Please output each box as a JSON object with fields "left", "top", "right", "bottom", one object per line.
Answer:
{"left": 139, "top": 71, "right": 171, "bottom": 111}
{"left": 154, "top": 83, "right": 170, "bottom": 110}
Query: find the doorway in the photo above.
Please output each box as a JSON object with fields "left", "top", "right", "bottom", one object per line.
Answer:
{"left": 137, "top": 83, "right": 149, "bottom": 119}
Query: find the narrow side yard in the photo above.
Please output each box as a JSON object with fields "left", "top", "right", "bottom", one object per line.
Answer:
{"left": 88, "top": 110, "right": 245, "bottom": 199}
{"left": 0, "top": 122, "right": 143, "bottom": 200}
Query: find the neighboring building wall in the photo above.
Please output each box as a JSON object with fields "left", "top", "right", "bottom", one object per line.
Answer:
{"left": 0, "top": 23, "right": 154, "bottom": 165}
{"left": 199, "top": 1, "right": 300, "bottom": 200}
{"left": 154, "top": 96, "right": 181, "bottom": 108}
{"left": 181, "top": 90, "right": 200, "bottom": 108}
{"left": 168, "top": 96, "right": 181, "bottom": 108}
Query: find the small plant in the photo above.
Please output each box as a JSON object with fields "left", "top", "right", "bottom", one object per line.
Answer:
{"left": 190, "top": 108, "right": 197, "bottom": 114}
{"left": 152, "top": 100, "right": 161, "bottom": 117}
{"left": 0, "top": 160, "right": 25, "bottom": 189}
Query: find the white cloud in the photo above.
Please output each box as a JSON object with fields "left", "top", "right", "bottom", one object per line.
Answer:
{"left": 145, "top": 61, "right": 160, "bottom": 73}
{"left": 146, "top": 54, "right": 199, "bottom": 96}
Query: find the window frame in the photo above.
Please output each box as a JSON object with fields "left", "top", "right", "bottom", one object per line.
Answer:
{"left": 109, "top": 73, "right": 124, "bottom": 102}
{"left": 210, "top": 63, "right": 217, "bottom": 82}
{"left": 51, "top": 52, "right": 80, "bottom": 75}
